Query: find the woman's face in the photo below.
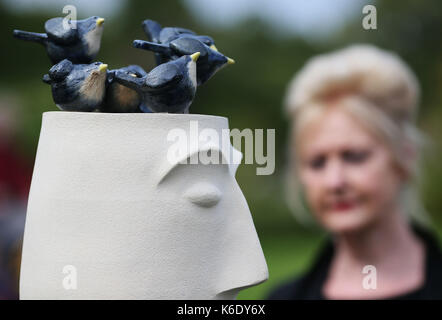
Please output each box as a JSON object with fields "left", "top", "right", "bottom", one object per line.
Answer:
{"left": 297, "top": 106, "right": 404, "bottom": 234}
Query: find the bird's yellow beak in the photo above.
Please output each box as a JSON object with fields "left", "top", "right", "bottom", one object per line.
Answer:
{"left": 227, "top": 57, "right": 235, "bottom": 65}
{"left": 210, "top": 44, "right": 218, "bottom": 52}
{"left": 99, "top": 64, "right": 108, "bottom": 72}
{"left": 96, "top": 18, "right": 105, "bottom": 26}
{"left": 191, "top": 52, "right": 201, "bottom": 62}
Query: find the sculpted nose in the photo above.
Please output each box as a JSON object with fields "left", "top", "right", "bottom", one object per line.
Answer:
{"left": 214, "top": 190, "right": 269, "bottom": 299}
{"left": 215, "top": 244, "right": 269, "bottom": 299}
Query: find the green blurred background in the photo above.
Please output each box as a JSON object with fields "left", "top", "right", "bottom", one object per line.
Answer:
{"left": 0, "top": 0, "right": 441, "bottom": 299}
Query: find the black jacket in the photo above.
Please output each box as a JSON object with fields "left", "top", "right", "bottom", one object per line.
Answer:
{"left": 268, "top": 224, "right": 442, "bottom": 300}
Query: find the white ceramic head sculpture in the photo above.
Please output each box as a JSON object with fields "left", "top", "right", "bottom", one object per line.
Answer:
{"left": 20, "top": 112, "right": 268, "bottom": 299}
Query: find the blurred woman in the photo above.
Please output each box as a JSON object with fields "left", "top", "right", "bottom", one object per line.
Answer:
{"left": 269, "top": 44, "right": 442, "bottom": 299}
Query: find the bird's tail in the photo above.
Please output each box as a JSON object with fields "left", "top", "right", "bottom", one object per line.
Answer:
{"left": 141, "top": 19, "right": 162, "bottom": 43}
{"left": 133, "top": 40, "right": 172, "bottom": 55}
{"left": 13, "top": 30, "right": 47, "bottom": 44}
{"left": 42, "top": 74, "right": 52, "bottom": 84}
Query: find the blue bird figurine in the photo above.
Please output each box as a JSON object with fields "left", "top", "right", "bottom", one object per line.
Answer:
{"left": 141, "top": 19, "right": 219, "bottom": 65}
{"left": 133, "top": 37, "right": 234, "bottom": 86}
{"left": 42, "top": 59, "right": 108, "bottom": 112}
{"left": 13, "top": 16, "right": 105, "bottom": 64}
{"left": 111, "top": 53, "right": 200, "bottom": 113}
{"left": 101, "top": 65, "right": 148, "bottom": 113}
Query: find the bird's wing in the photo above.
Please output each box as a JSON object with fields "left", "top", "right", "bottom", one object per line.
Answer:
{"left": 142, "top": 19, "right": 162, "bottom": 43}
{"left": 193, "top": 35, "right": 215, "bottom": 46}
{"left": 170, "top": 37, "right": 208, "bottom": 57}
{"left": 112, "top": 70, "right": 145, "bottom": 93}
{"left": 172, "top": 27, "right": 196, "bottom": 35}
{"left": 144, "top": 63, "right": 183, "bottom": 90}
{"left": 159, "top": 27, "right": 195, "bottom": 44}
{"left": 44, "top": 17, "right": 78, "bottom": 44}
{"left": 48, "top": 59, "right": 74, "bottom": 81}
{"left": 122, "top": 65, "right": 148, "bottom": 77}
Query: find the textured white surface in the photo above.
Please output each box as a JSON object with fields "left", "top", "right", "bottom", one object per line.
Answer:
{"left": 20, "top": 112, "right": 268, "bottom": 300}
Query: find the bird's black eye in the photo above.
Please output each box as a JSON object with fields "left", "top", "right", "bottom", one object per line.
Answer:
{"left": 95, "top": 62, "right": 100, "bottom": 65}
{"left": 93, "top": 16, "right": 98, "bottom": 19}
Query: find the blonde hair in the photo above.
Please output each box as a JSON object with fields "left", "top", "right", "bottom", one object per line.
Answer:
{"left": 284, "top": 44, "right": 430, "bottom": 227}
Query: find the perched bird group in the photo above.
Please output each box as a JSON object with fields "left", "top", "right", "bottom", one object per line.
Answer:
{"left": 137, "top": 19, "right": 234, "bottom": 86}
{"left": 13, "top": 17, "right": 234, "bottom": 113}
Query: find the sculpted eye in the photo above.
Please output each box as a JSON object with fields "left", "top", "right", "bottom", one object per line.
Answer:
{"left": 183, "top": 182, "right": 222, "bottom": 208}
